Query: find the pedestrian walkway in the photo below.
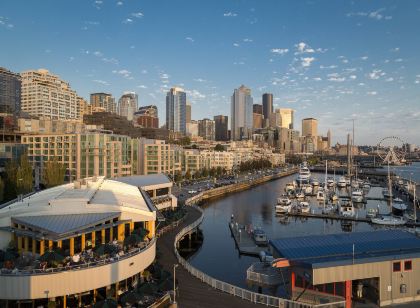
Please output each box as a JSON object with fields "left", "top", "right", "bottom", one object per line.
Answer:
{"left": 157, "top": 206, "right": 266, "bottom": 308}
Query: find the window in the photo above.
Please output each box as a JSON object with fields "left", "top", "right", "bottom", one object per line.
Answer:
{"left": 393, "top": 261, "right": 401, "bottom": 272}
{"left": 404, "top": 260, "right": 412, "bottom": 271}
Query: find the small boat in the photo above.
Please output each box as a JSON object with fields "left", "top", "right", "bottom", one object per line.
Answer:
{"left": 277, "top": 195, "right": 291, "bottom": 205}
{"left": 285, "top": 182, "right": 295, "bottom": 193}
{"left": 296, "top": 162, "right": 311, "bottom": 184}
{"left": 362, "top": 182, "right": 371, "bottom": 190}
{"left": 252, "top": 229, "right": 268, "bottom": 246}
{"left": 316, "top": 190, "right": 325, "bottom": 201}
{"left": 327, "top": 178, "right": 335, "bottom": 188}
{"left": 366, "top": 208, "right": 378, "bottom": 218}
{"left": 392, "top": 202, "right": 408, "bottom": 216}
{"left": 311, "top": 178, "right": 319, "bottom": 186}
{"left": 371, "top": 215, "right": 406, "bottom": 226}
{"left": 337, "top": 177, "right": 347, "bottom": 188}
{"left": 339, "top": 200, "right": 355, "bottom": 217}
{"left": 276, "top": 195, "right": 292, "bottom": 213}
{"left": 351, "top": 190, "right": 364, "bottom": 203}
{"left": 298, "top": 201, "right": 311, "bottom": 213}
{"left": 302, "top": 184, "right": 313, "bottom": 195}
{"left": 295, "top": 191, "right": 305, "bottom": 199}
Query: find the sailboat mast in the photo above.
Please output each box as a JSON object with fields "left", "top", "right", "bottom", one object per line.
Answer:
{"left": 388, "top": 162, "right": 392, "bottom": 209}
{"left": 414, "top": 182, "right": 417, "bottom": 223}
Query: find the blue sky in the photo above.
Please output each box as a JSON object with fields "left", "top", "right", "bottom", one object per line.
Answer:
{"left": 1, "top": 0, "right": 420, "bottom": 145}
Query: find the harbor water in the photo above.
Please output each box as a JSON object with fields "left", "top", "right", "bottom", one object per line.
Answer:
{"left": 188, "top": 165, "right": 419, "bottom": 294}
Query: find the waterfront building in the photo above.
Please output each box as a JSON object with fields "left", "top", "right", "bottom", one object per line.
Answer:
{"left": 262, "top": 93, "right": 273, "bottom": 127}
{"left": 182, "top": 149, "right": 202, "bottom": 174}
{"left": 21, "top": 69, "right": 80, "bottom": 120}
{"left": 302, "top": 117, "right": 318, "bottom": 137}
{"left": 0, "top": 67, "right": 21, "bottom": 115}
{"left": 166, "top": 87, "right": 187, "bottom": 134}
{"left": 186, "top": 101, "right": 191, "bottom": 123}
{"left": 133, "top": 105, "right": 159, "bottom": 129}
{"left": 200, "top": 150, "right": 234, "bottom": 171}
{"left": 214, "top": 115, "right": 228, "bottom": 141}
{"left": 118, "top": 92, "right": 138, "bottom": 121}
{"left": 90, "top": 93, "right": 117, "bottom": 114}
{"left": 231, "top": 85, "right": 253, "bottom": 140}
{"left": 198, "top": 118, "right": 215, "bottom": 141}
{"left": 270, "top": 230, "right": 420, "bottom": 307}
{"left": 279, "top": 108, "right": 294, "bottom": 129}
{"left": 186, "top": 120, "right": 198, "bottom": 137}
{"left": 136, "top": 138, "right": 181, "bottom": 176}
{"left": 0, "top": 176, "right": 157, "bottom": 307}
{"left": 21, "top": 132, "right": 134, "bottom": 182}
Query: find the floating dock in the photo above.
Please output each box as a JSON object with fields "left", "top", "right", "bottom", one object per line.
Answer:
{"left": 228, "top": 221, "right": 267, "bottom": 256}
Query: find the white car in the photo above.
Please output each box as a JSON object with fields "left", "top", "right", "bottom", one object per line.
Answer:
{"left": 188, "top": 190, "right": 197, "bottom": 194}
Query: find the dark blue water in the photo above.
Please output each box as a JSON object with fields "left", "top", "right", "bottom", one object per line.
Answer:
{"left": 391, "top": 162, "right": 420, "bottom": 183}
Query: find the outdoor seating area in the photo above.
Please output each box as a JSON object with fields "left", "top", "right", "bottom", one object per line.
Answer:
{"left": 0, "top": 228, "right": 150, "bottom": 275}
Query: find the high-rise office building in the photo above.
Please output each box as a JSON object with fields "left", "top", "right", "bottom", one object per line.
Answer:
{"left": 133, "top": 105, "right": 159, "bottom": 128}
{"left": 302, "top": 118, "right": 318, "bottom": 137}
{"left": 279, "top": 108, "right": 294, "bottom": 129}
{"left": 253, "top": 104, "right": 263, "bottom": 115}
{"left": 198, "top": 118, "right": 215, "bottom": 140}
{"left": 253, "top": 113, "right": 263, "bottom": 129}
{"left": 21, "top": 69, "right": 80, "bottom": 120}
{"left": 90, "top": 92, "right": 117, "bottom": 113}
{"left": 327, "top": 129, "right": 332, "bottom": 148}
{"left": 166, "top": 87, "right": 187, "bottom": 134}
{"left": 118, "top": 92, "right": 138, "bottom": 121}
{"left": 262, "top": 93, "right": 273, "bottom": 123}
{"left": 186, "top": 101, "right": 191, "bottom": 123}
{"left": 231, "top": 85, "right": 253, "bottom": 140}
{"left": 214, "top": 115, "right": 228, "bottom": 141}
{"left": 0, "top": 67, "right": 21, "bottom": 115}
{"left": 269, "top": 109, "right": 282, "bottom": 127}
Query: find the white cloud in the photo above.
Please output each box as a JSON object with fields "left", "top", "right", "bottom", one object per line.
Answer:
{"left": 361, "top": 56, "right": 368, "bottom": 60}
{"left": 349, "top": 75, "right": 357, "bottom": 80}
{"left": 116, "top": 1, "right": 123, "bottom": 6}
{"left": 93, "top": 79, "right": 109, "bottom": 86}
{"left": 233, "top": 43, "right": 240, "bottom": 47}
{"left": 390, "top": 47, "right": 400, "bottom": 52}
{"left": 243, "top": 38, "right": 253, "bottom": 43}
{"left": 185, "top": 37, "right": 194, "bottom": 42}
{"left": 313, "top": 77, "right": 322, "bottom": 81}
{"left": 320, "top": 65, "right": 337, "bottom": 69}
{"left": 385, "top": 77, "right": 394, "bottom": 82}
{"left": 137, "top": 85, "right": 147, "bottom": 89}
{"left": 395, "top": 58, "right": 403, "bottom": 62}
{"left": 141, "top": 69, "right": 148, "bottom": 74}
{"left": 301, "top": 57, "right": 315, "bottom": 67}
{"left": 93, "top": 51, "right": 103, "bottom": 57}
{"left": 270, "top": 48, "right": 289, "bottom": 55}
{"left": 112, "top": 69, "right": 132, "bottom": 79}
{"left": 0, "top": 16, "right": 14, "bottom": 29}
{"left": 367, "top": 91, "right": 377, "bottom": 95}
{"left": 131, "top": 12, "right": 144, "bottom": 18}
{"left": 102, "top": 57, "right": 119, "bottom": 65}
{"left": 194, "top": 78, "right": 206, "bottom": 83}
{"left": 223, "top": 12, "right": 238, "bottom": 17}
{"left": 368, "top": 69, "right": 385, "bottom": 80}
{"left": 186, "top": 89, "right": 206, "bottom": 100}
{"left": 347, "top": 8, "right": 392, "bottom": 21}
{"left": 122, "top": 18, "right": 133, "bottom": 24}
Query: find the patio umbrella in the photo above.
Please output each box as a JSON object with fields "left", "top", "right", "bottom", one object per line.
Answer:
{"left": 120, "top": 290, "right": 143, "bottom": 306}
{"left": 123, "top": 234, "right": 142, "bottom": 247}
{"left": 93, "top": 298, "right": 118, "bottom": 308}
{"left": 39, "top": 250, "right": 64, "bottom": 263}
{"left": 137, "top": 282, "right": 158, "bottom": 295}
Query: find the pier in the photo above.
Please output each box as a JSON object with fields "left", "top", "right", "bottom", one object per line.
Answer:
{"left": 229, "top": 221, "right": 267, "bottom": 256}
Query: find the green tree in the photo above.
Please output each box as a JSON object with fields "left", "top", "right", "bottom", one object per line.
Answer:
{"left": 4, "top": 160, "right": 18, "bottom": 201}
{"left": 16, "top": 153, "right": 33, "bottom": 195}
{"left": 174, "top": 170, "right": 182, "bottom": 182}
{"left": 202, "top": 168, "right": 209, "bottom": 177}
{"left": 185, "top": 170, "right": 191, "bottom": 180}
{"left": 214, "top": 144, "right": 225, "bottom": 152}
{"left": 43, "top": 157, "right": 67, "bottom": 188}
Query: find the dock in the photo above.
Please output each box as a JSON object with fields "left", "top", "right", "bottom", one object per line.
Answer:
{"left": 286, "top": 212, "right": 420, "bottom": 228}
{"left": 228, "top": 221, "right": 266, "bottom": 256}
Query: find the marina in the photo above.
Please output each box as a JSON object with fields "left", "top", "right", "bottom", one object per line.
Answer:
{"left": 228, "top": 218, "right": 268, "bottom": 256}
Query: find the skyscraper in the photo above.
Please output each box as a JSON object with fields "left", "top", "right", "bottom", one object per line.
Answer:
{"left": 186, "top": 101, "right": 191, "bottom": 123}
{"left": 262, "top": 93, "right": 273, "bottom": 123}
{"left": 231, "top": 85, "right": 253, "bottom": 140}
{"left": 90, "top": 93, "right": 117, "bottom": 113}
{"left": 279, "top": 108, "right": 294, "bottom": 129}
{"left": 302, "top": 118, "right": 318, "bottom": 137}
{"left": 214, "top": 115, "right": 228, "bottom": 141}
{"left": 198, "top": 118, "right": 215, "bottom": 140}
{"left": 166, "top": 87, "right": 187, "bottom": 134}
{"left": 253, "top": 104, "right": 263, "bottom": 114}
{"left": 21, "top": 69, "right": 80, "bottom": 120}
{"left": 0, "top": 67, "right": 21, "bottom": 115}
{"left": 118, "top": 92, "right": 138, "bottom": 121}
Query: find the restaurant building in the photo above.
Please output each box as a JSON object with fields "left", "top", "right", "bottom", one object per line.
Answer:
{"left": 0, "top": 176, "right": 159, "bottom": 307}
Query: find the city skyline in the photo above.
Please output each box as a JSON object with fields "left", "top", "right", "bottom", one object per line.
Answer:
{"left": 1, "top": 0, "right": 420, "bottom": 144}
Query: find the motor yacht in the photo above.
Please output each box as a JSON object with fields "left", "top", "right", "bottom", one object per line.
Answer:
{"left": 339, "top": 200, "right": 355, "bottom": 217}
{"left": 371, "top": 215, "right": 406, "bottom": 226}
{"left": 351, "top": 190, "right": 364, "bottom": 203}
{"left": 296, "top": 162, "right": 311, "bottom": 184}
{"left": 337, "top": 176, "right": 347, "bottom": 188}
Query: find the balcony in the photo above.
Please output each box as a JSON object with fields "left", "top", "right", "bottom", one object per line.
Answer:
{"left": 0, "top": 238, "right": 156, "bottom": 300}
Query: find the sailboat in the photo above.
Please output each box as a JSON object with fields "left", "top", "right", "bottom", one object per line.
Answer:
{"left": 322, "top": 160, "right": 335, "bottom": 214}
{"left": 371, "top": 163, "right": 406, "bottom": 226}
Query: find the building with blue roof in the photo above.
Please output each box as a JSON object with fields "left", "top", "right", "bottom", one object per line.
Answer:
{"left": 269, "top": 230, "right": 420, "bottom": 307}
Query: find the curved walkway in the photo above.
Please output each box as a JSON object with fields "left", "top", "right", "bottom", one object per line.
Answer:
{"left": 157, "top": 206, "right": 265, "bottom": 308}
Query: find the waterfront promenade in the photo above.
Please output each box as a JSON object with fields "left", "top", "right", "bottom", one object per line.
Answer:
{"left": 157, "top": 205, "right": 266, "bottom": 308}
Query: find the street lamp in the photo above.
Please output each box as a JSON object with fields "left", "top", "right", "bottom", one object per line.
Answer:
{"left": 173, "top": 264, "right": 179, "bottom": 305}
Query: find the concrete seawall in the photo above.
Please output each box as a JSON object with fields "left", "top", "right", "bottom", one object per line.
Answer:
{"left": 185, "top": 168, "right": 298, "bottom": 206}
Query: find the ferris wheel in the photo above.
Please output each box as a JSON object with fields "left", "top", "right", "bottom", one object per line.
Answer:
{"left": 375, "top": 136, "right": 407, "bottom": 165}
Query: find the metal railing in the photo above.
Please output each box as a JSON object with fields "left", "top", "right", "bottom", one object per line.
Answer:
{"left": 174, "top": 204, "right": 346, "bottom": 308}
{"left": 0, "top": 237, "right": 156, "bottom": 276}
